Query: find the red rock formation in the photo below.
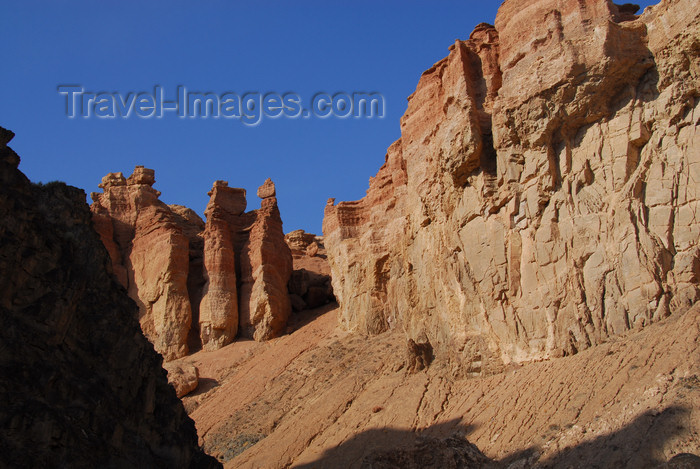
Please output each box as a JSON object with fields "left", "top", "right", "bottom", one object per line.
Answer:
{"left": 200, "top": 179, "right": 293, "bottom": 346}
{"left": 257, "top": 177, "right": 276, "bottom": 199}
{"left": 0, "top": 128, "right": 220, "bottom": 468}
{"left": 323, "top": 0, "right": 700, "bottom": 371}
{"left": 199, "top": 181, "right": 244, "bottom": 350}
{"left": 92, "top": 170, "right": 294, "bottom": 355}
{"left": 237, "top": 180, "right": 293, "bottom": 341}
{"left": 286, "top": 229, "right": 330, "bottom": 275}
{"left": 91, "top": 166, "right": 193, "bottom": 360}
{"left": 169, "top": 204, "right": 207, "bottom": 351}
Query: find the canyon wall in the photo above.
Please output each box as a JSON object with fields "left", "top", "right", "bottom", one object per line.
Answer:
{"left": 91, "top": 172, "right": 293, "bottom": 358}
{"left": 285, "top": 229, "right": 335, "bottom": 311}
{"left": 323, "top": 0, "right": 700, "bottom": 372}
{"left": 0, "top": 128, "right": 220, "bottom": 467}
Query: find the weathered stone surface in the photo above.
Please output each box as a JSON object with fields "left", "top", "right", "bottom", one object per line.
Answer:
{"left": 285, "top": 229, "right": 334, "bottom": 311}
{"left": 286, "top": 229, "right": 317, "bottom": 254}
{"left": 200, "top": 179, "right": 293, "bottom": 345}
{"left": 169, "top": 204, "right": 207, "bottom": 351}
{"left": 189, "top": 303, "right": 700, "bottom": 468}
{"left": 92, "top": 171, "right": 294, "bottom": 354}
{"left": 208, "top": 180, "right": 247, "bottom": 215}
{"left": 0, "top": 129, "right": 220, "bottom": 468}
{"left": 305, "top": 241, "right": 319, "bottom": 257}
{"left": 323, "top": 0, "right": 700, "bottom": 370}
{"left": 238, "top": 184, "right": 293, "bottom": 340}
{"left": 256, "top": 178, "right": 276, "bottom": 199}
{"left": 285, "top": 229, "right": 330, "bottom": 275}
{"left": 289, "top": 293, "right": 307, "bottom": 312}
{"left": 91, "top": 166, "right": 192, "bottom": 361}
{"left": 164, "top": 362, "right": 200, "bottom": 398}
{"left": 0, "top": 127, "right": 14, "bottom": 147}
{"left": 199, "top": 183, "right": 241, "bottom": 350}
{"left": 663, "top": 453, "right": 700, "bottom": 469}
{"left": 405, "top": 338, "right": 434, "bottom": 374}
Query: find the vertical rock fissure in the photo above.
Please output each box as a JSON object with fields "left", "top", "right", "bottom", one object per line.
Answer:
{"left": 323, "top": 0, "right": 700, "bottom": 370}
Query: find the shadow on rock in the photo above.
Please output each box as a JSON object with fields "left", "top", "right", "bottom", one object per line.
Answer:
{"left": 291, "top": 407, "right": 697, "bottom": 468}
{"left": 292, "top": 418, "right": 485, "bottom": 469}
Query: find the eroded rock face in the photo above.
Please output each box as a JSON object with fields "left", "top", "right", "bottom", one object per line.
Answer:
{"left": 93, "top": 171, "right": 294, "bottom": 354}
{"left": 199, "top": 181, "right": 243, "bottom": 350}
{"left": 169, "top": 204, "right": 207, "bottom": 352}
{"left": 0, "top": 129, "right": 219, "bottom": 468}
{"left": 285, "top": 230, "right": 334, "bottom": 311}
{"left": 237, "top": 180, "right": 293, "bottom": 341}
{"left": 323, "top": 0, "right": 700, "bottom": 371}
{"left": 200, "top": 179, "right": 293, "bottom": 345}
{"left": 91, "top": 166, "right": 193, "bottom": 360}
{"left": 256, "top": 177, "right": 277, "bottom": 199}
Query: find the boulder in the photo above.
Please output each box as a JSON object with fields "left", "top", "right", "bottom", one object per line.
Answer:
{"left": 164, "top": 362, "right": 200, "bottom": 398}
{"left": 256, "top": 178, "right": 276, "bottom": 199}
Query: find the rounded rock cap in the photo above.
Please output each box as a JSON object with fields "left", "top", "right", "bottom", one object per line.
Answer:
{"left": 257, "top": 178, "right": 276, "bottom": 199}
{"left": 127, "top": 166, "right": 156, "bottom": 186}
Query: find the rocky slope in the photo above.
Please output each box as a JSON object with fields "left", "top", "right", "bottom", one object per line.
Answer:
{"left": 180, "top": 303, "right": 699, "bottom": 468}
{"left": 323, "top": 0, "right": 700, "bottom": 371}
{"left": 0, "top": 128, "right": 219, "bottom": 468}
{"left": 91, "top": 171, "right": 293, "bottom": 359}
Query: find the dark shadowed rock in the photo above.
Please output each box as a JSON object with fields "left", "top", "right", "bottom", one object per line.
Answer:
{"left": 361, "top": 435, "right": 491, "bottom": 469}
{"left": 0, "top": 127, "right": 220, "bottom": 468}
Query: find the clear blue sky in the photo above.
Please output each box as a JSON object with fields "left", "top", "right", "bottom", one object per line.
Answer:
{"left": 1, "top": 0, "right": 659, "bottom": 234}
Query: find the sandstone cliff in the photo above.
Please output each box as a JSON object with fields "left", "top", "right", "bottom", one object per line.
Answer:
{"left": 0, "top": 128, "right": 220, "bottom": 468}
{"left": 92, "top": 172, "right": 293, "bottom": 356}
{"left": 323, "top": 0, "right": 700, "bottom": 371}
{"left": 91, "top": 166, "right": 194, "bottom": 360}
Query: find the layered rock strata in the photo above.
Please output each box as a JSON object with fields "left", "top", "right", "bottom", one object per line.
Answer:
{"left": 323, "top": 0, "right": 700, "bottom": 371}
{"left": 0, "top": 128, "right": 219, "bottom": 468}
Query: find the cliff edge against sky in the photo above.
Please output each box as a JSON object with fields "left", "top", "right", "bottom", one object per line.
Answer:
{"left": 323, "top": 0, "right": 700, "bottom": 373}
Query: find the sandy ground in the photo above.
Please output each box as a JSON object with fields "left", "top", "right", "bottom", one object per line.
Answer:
{"left": 171, "top": 303, "right": 700, "bottom": 468}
